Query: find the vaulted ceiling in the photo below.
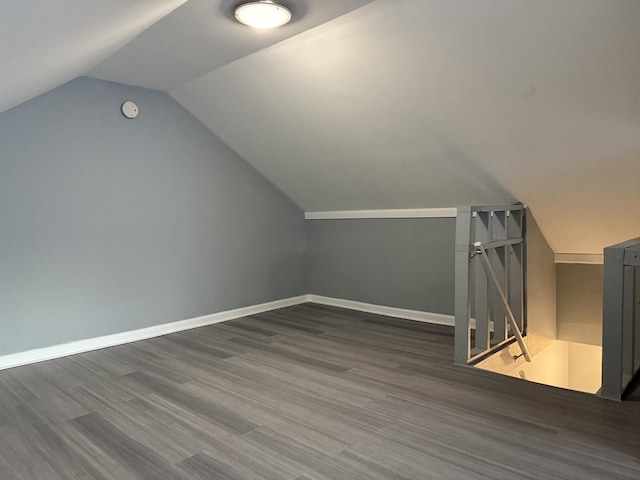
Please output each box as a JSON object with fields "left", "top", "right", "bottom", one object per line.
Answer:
{"left": 0, "top": 0, "right": 188, "bottom": 113}
{"left": 2, "top": 0, "right": 639, "bottom": 255}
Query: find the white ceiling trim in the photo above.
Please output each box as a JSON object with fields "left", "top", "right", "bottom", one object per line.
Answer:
{"left": 554, "top": 254, "right": 604, "bottom": 265}
{"left": 305, "top": 208, "right": 458, "bottom": 220}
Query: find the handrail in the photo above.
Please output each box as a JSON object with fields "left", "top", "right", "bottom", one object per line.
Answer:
{"left": 474, "top": 241, "right": 531, "bottom": 362}
{"left": 454, "top": 204, "right": 527, "bottom": 366}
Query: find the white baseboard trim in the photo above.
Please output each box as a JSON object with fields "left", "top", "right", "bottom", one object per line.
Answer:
{"left": 304, "top": 208, "right": 457, "bottom": 220}
{"left": 306, "top": 294, "right": 455, "bottom": 327}
{"left": 0, "top": 295, "right": 308, "bottom": 371}
{"left": 0, "top": 294, "right": 455, "bottom": 371}
{"left": 554, "top": 253, "right": 604, "bottom": 265}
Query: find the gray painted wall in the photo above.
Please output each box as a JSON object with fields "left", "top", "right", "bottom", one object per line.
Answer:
{"left": 0, "top": 77, "right": 306, "bottom": 356}
{"left": 306, "top": 218, "right": 455, "bottom": 315}
{"left": 525, "top": 213, "right": 557, "bottom": 339}
{"left": 556, "top": 264, "right": 603, "bottom": 346}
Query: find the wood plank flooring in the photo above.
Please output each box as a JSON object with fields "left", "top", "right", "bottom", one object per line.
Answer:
{"left": 0, "top": 303, "right": 639, "bottom": 479}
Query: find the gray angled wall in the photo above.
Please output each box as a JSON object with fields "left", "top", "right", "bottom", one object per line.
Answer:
{"left": 0, "top": 77, "right": 307, "bottom": 356}
{"left": 525, "top": 213, "right": 557, "bottom": 339}
{"left": 556, "top": 263, "right": 603, "bottom": 346}
{"left": 306, "top": 218, "right": 456, "bottom": 315}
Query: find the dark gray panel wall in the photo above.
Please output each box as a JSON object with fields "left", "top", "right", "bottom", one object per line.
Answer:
{"left": 306, "top": 218, "right": 455, "bottom": 315}
{"left": 557, "top": 263, "right": 603, "bottom": 346}
{"left": 0, "top": 77, "right": 306, "bottom": 356}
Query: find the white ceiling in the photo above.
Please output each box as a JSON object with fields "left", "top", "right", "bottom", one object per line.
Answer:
{"left": 171, "top": 0, "right": 640, "bottom": 254}
{"left": 87, "top": 0, "right": 375, "bottom": 90}
{"left": 2, "top": 0, "right": 639, "bottom": 254}
{"left": 0, "top": 0, "right": 187, "bottom": 114}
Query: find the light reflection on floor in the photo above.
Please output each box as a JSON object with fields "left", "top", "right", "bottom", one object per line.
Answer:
{"left": 477, "top": 340, "right": 602, "bottom": 394}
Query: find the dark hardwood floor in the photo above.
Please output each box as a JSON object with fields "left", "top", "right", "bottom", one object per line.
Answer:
{"left": 0, "top": 303, "right": 638, "bottom": 479}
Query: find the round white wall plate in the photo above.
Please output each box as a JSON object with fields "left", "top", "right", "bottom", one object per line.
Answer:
{"left": 121, "top": 101, "right": 139, "bottom": 119}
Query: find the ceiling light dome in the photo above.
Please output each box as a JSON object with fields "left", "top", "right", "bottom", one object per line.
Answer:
{"left": 235, "top": 1, "right": 291, "bottom": 29}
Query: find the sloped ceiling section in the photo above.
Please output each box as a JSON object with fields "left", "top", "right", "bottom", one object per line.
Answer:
{"left": 87, "top": 0, "right": 375, "bottom": 91}
{"left": 0, "top": 0, "right": 187, "bottom": 114}
{"left": 172, "top": 0, "right": 640, "bottom": 255}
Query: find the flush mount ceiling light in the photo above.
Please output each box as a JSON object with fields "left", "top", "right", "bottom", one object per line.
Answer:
{"left": 234, "top": 1, "right": 291, "bottom": 29}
